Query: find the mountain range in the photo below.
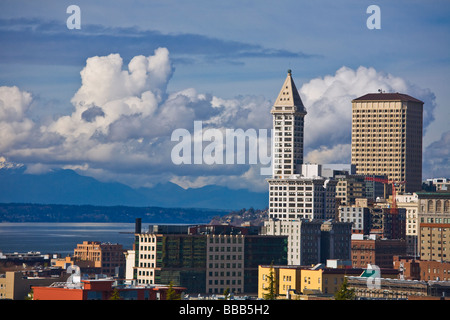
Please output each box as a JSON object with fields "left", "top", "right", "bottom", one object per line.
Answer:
{"left": 0, "top": 166, "right": 268, "bottom": 211}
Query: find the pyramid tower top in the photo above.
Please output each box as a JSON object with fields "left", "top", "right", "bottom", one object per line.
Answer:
{"left": 271, "top": 70, "right": 306, "bottom": 115}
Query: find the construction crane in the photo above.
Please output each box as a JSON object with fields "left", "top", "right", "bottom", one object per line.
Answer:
{"left": 364, "top": 176, "right": 406, "bottom": 209}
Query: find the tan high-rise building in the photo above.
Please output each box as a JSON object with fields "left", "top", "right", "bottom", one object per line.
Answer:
{"left": 351, "top": 93, "right": 423, "bottom": 193}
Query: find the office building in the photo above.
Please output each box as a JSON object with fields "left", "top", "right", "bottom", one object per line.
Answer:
{"left": 131, "top": 224, "right": 287, "bottom": 295}
{"left": 417, "top": 192, "right": 450, "bottom": 224}
{"left": 262, "top": 219, "right": 352, "bottom": 266}
{"left": 268, "top": 174, "right": 337, "bottom": 221}
{"left": 393, "top": 256, "right": 450, "bottom": 281}
{"left": 267, "top": 71, "right": 338, "bottom": 221}
{"left": 347, "top": 274, "right": 450, "bottom": 300}
{"left": 396, "top": 192, "right": 450, "bottom": 256}
{"left": 0, "top": 270, "right": 67, "bottom": 300}
{"left": 351, "top": 92, "right": 424, "bottom": 193}
{"left": 351, "top": 235, "right": 406, "bottom": 268}
{"left": 320, "top": 220, "right": 352, "bottom": 263}
{"left": 262, "top": 219, "right": 322, "bottom": 265}
{"left": 258, "top": 264, "right": 364, "bottom": 299}
{"left": 32, "top": 278, "right": 185, "bottom": 300}
{"left": 73, "top": 241, "right": 126, "bottom": 277}
{"left": 419, "top": 223, "right": 450, "bottom": 262}
{"left": 271, "top": 69, "right": 306, "bottom": 179}
{"left": 339, "top": 205, "right": 371, "bottom": 234}
{"left": 424, "top": 178, "right": 450, "bottom": 191}
{"left": 334, "top": 173, "right": 386, "bottom": 205}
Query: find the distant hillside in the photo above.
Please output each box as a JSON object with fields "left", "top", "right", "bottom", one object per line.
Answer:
{"left": 0, "top": 167, "right": 268, "bottom": 210}
{"left": 0, "top": 203, "right": 227, "bottom": 223}
{"left": 209, "top": 207, "right": 268, "bottom": 226}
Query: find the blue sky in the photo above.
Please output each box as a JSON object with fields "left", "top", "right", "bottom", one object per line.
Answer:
{"left": 0, "top": 0, "right": 449, "bottom": 191}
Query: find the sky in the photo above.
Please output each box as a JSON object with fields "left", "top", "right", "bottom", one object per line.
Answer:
{"left": 0, "top": 0, "right": 449, "bottom": 192}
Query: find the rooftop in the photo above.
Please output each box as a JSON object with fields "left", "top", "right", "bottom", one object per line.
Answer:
{"left": 271, "top": 70, "right": 307, "bottom": 114}
{"left": 352, "top": 92, "right": 423, "bottom": 104}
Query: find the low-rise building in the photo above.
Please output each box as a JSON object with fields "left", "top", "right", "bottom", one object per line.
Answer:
{"left": 347, "top": 275, "right": 450, "bottom": 300}
{"left": 73, "top": 241, "right": 126, "bottom": 277}
{"left": 393, "top": 256, "right": 450, "bottom": 281}
{"left": 351, "top": 234, "right": 406, "bottom": 269}
{"left": 258, "top": 263, "right": 367, "bottom": 299}
{"left": 131, "top": 224, "right": 287, "bottom": 295}
{"left": 0, "top": 270, "right": 68, "bottom": 300}
{"left": 32, "top": 278, "right": 185, "bottom": 300}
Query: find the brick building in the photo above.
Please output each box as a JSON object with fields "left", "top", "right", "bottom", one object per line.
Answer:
{"left": 351, "top": 235, "right": 406, "bottom": 268}
{"left": 73, "top": 241, "right": 126, "bottom": 276}
{"left": 394, "top": 256, "right": 450, "bottom": 281}
{"left": 32, "top": 278, "right": 185, "bottom": 300}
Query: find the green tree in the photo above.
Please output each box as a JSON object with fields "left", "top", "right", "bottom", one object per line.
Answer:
{"left": 262, "top": 262, "right": 277, "bottom": 300}
{"left": 166, "top": 281, "right": 181, "bottom": 300}
{"left": 223, "top": 288, "right": 230, "bottom": 300}
{"left": 334, "top": 277, "right": 355, "bottom": 300}
{"left": 109, "top": 288, "right": 121, "bottom": 300}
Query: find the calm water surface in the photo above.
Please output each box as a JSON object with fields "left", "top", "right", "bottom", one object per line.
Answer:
{"left": 0, "top": 223, "right": 136, "bottom": 255}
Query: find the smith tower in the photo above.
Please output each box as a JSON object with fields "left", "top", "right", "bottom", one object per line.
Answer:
{"left": 267, "top": 71, "right": 336, "bottom": 222}
{"left": 271, "top": 69, "right": 307, "bottom": 179}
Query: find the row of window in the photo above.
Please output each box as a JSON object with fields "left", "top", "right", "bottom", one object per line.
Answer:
{"left": 208, "top": 254, "right": 243, "bottom": 260}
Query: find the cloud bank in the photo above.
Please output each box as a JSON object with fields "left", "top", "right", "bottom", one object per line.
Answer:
{"left": 0, "top": 48, "right": 442, "bottom": 192}
{"left": 301, "top": 66, "right": 437, "bottom": 165}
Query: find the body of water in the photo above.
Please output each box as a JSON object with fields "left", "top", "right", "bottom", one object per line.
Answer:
{"left": 0, "top": 223, "right": 137, "bottom": 255}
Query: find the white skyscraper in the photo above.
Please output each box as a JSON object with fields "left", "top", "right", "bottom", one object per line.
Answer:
{"left": 267, "top": 71, "right": 337, "bottom": 221}
{"left": 271, "top": 69, "right": 306, "bottom": 178}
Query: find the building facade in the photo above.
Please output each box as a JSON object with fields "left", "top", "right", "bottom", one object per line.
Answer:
{"left": 262, "top": 219, "right": 352, "bottom": 266}
{"left": 419, "top": 223, "right": 450, "bottom": 262}
{"left": 271, "top": 69, "right": 306, "bottom": 179}
{"left": 258, "top": 264, "right": 363, "bottom": 299}
{"left": 351, "top": 235, "right": 407, "bottom": 269}
{"left": 396, "top": 192, "right": 450, "bottom": 257}
{"left": 131, "top": 224, "right": 287, "bottom": 295}
{"left": 268, "top": 172, "right": 337, "bottom": 221}
{"left": 351, "top": 92, "right": 424, "bottom": 193}
{"left": 32, "top": 279, "right": 185, "bottom": 300}
{"left": 417, "top": 192, "right": 450, "bottom": 224}
{"left": 73, "top": 241, "right": 126, "bottom": 276}
{"left": 339, "top": 205, "right": 371, "bottom": 234}
{"left": 0, "top": 270, "right": 67, "bottom": 300}
{"left": 394, "top": 256, "right": 450, "bottom": 281}
{"left": 320, "top": 220, "right": 352, "bottom": 263}
{"left": 396, "top": 193, "right": 420, "bottom": 256}
{"left": 267, "top": 71, "right": 337, "bottom": 222}
{"left": 262, "top": 219, "right": 322, "bottom": 265}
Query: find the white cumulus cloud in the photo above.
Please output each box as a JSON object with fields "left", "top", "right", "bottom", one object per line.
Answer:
{"left": 0, "top": 50, "right": 439, "bottom": 192}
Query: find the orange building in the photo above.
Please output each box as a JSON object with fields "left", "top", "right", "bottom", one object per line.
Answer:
{"left": 32, "top": 279, "right": 186, "bottom": 300}
{"left": 73, "top": 241, "right": 126, "bottom": 276}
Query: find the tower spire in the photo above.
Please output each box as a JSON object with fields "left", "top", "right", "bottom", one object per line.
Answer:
{"left": 271, "top": 70, "right": 306, "bottom": 115}
{"left": 270, "top": 70, "right": 306, "bottom": 178}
